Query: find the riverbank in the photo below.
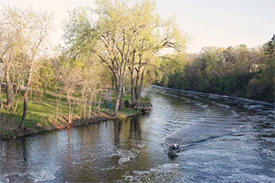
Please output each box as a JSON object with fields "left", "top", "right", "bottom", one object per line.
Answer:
{"left": 153, "top": 85, "right": 274, "bottom": 106}
{"left": 0, "top": 90, "right": 151, "bottom": 140}
{"left": 0, "top": 109, "right": 150, "bottom": 140}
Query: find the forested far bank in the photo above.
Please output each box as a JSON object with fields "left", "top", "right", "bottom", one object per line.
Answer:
{"left": 155, "top": 35, "right": 275, "bottom": 103}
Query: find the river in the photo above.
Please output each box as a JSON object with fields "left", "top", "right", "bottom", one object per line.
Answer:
{"left": 0, "top": 89, "right": 274, "bottom": 182}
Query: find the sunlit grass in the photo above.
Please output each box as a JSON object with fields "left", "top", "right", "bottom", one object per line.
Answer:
{"left": 0, "top": 90, "right": 151, "bottom": 138}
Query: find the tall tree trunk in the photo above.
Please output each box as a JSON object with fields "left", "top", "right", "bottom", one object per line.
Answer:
{"left": 88, "top": 90, "right": 94, "bottom": 119}
{"left": 79, "top": 88, "right": 85, "bottom": 118}
{"left": 67, "top": 92, "right": 72, "bottom": 124}
{"left": 114, "top": 84, "right": 123, "bottom": 117}
{"left": 134, "top": 69, "right": 140, "bottom": 104}
{"left": 0, "top": 80, "right": 2, "bottom": 109}
{"left": 20, "top": 94, "right": 28, "bottom": 129}
{"left": 129, "top": 50, "right": 136, "bottom": 105}
{"left": 5, "top": 69, "right": 14, "bottom": 110}
{"left": 135, "top": 67, "right": 146, "bottom": 103}
{"left": 83, "top": 92, "right": 87, "bottom": 119}
{"left": 13, "top": 82, "right": 22, "bottom": 113}
{"left": 68, "top": 100, "right": 72, "bottom": 124}
{"left": 97, "top": 88, "right": 102, "bottom": 112}
{"left": 20, "top": 79, "right": 32, "bottom": 129}
{"left": 130, "top": 70, "right": 136, "bottom": 105}
{"left": 55, "top": 93, "right": 61, "bottom": 123}
{"left": 20, "top": 56, "right": 37, "bottom": 129}
{"left": 20, "top": 67, "right": 35, "bottom": 130}
{"left": 20, "top": 37, "right": 43, "bottom": 129}
{"left": 13, "top": 96, "right": 20, "bottom": 113}
{"left": 119, "top": 87, "right": 124, "bottom": 110}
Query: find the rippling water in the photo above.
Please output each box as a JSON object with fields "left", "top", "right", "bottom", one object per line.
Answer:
{"left": 0, "top": 90, "right": 274, "bottom": 183}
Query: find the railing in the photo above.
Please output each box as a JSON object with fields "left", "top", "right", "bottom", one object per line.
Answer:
{"left": 132, "top": 103, "right": 152, "bottom": 111}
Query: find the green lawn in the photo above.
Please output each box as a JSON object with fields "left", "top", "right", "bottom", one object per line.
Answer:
{"left": 0, "top": 90, "right": 150, "bottom": 138}
{"left": 0, "top": 91, "right": 80, "bottom": 132}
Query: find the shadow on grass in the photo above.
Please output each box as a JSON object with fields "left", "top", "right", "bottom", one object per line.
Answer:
{"left": 0, "top": 111, "right": 45, "bottom": 135}
{"left": 0, "top": 112, "right": 21, "bottom": 137}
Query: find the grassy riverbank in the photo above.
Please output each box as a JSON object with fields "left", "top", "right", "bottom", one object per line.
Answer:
{"left": 0, "top": 91, "right": 150, "bottom": 139}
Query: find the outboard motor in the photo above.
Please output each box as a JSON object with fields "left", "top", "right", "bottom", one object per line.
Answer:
{"left": 168, "top": 144, "right": 180, "bottom": 157}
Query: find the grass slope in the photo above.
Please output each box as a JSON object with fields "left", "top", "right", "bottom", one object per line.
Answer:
{"left": 0, "top": 90, "right": 150, "bottom": 139}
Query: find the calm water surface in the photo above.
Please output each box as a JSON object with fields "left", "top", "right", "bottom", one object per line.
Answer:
{"left": 0, "top": 90, "right": 274, "bottom": 182}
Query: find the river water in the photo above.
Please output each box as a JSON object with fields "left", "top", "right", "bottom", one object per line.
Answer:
{"left": 0, "top": 89, "right": 274, "bottom": 183}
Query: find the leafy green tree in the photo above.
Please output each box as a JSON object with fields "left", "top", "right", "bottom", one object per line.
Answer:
{"left": 156, "top": 39, "right": 273, "bottom": 102}
{"left": 64, "top": 0, "right": 185, "bottom": 116}
{"left": 258, "top": 35, "right": 275, "bottom": 101}
{"left": 36, "top": 59, "right": 56, "bottom": 95}
{"left": 0, "top": 7, "right": 52, "bottom": 121}
{"left": 0, "top": 7, "right": 26, "bottom": 110}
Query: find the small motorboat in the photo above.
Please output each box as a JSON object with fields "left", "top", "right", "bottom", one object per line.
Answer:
{"left": 168, "top": 144, "right": 180, "bottom": 157}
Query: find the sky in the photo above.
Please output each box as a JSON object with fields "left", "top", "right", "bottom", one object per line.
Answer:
{"left": 0, "top": 0, "right": 274, "bottom": 53}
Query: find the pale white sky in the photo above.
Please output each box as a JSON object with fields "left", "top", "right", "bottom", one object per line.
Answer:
{"left": 1, "top": 0, "right": 274, "bottom": 53}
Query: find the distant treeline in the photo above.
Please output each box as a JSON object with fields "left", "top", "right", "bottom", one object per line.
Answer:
{"left": 155, "top": 35, "right": 275, "bottom": 102}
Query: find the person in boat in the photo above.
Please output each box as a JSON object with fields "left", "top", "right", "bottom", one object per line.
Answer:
{"left": 168, "top": 144, "right": 180, "bottom": 157}
{"left": 169, "top": 144, "right": 180, "bottom": 152}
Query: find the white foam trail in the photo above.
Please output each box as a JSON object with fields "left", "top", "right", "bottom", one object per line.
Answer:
{"left": 195, "top": 102, "right": 212, "bottom": 113}
{"left": 28, "top": 165, "right": 61, "bottom": 182}
{"left": 117, "top": 149, "right": 139, "bottom": 164}
{"left": 122, "top": 163, "right": 181, "bottom": 182}
{"left": 0, "top": 177, "right": 9, "bottom": 183}
{"left": 211, "top": 101, "right": 230, "bottom": 108}
{"left": 231, "top": 109, "right": 239, "bottom": 117}
{"left": 0, "top": 173, "right": 27, "bottom": 183}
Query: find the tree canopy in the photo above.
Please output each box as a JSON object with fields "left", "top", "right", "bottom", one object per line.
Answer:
{"left": 64, "top": 0, "right": 186, "bottom": 116}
